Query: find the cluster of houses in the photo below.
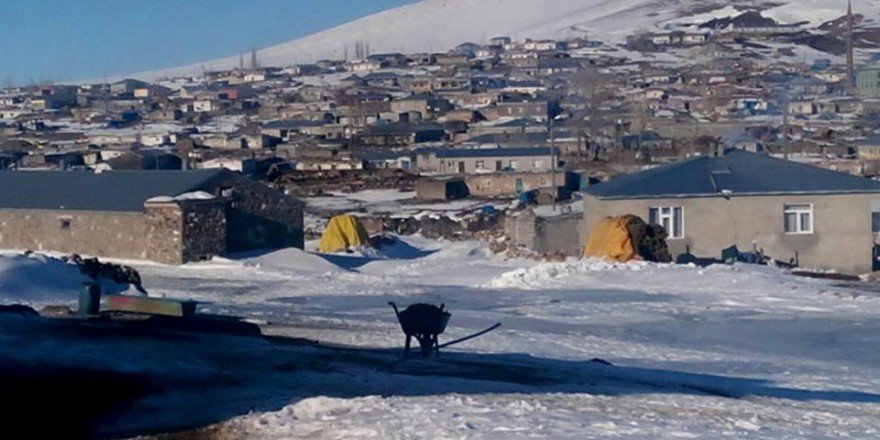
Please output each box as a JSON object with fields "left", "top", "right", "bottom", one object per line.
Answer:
{"left": 1, "top": 7, "right": 880, "bottom": 273}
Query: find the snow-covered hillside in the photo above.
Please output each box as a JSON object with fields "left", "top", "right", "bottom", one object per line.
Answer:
{"left": 133, "top": 0, "right": 879, "bottom": 81}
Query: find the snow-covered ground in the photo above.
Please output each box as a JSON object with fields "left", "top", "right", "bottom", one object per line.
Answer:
{"left": 2, "top": 236, "right": 880, "bottom": 438}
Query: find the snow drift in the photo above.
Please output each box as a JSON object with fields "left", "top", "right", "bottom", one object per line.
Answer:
{"left": 0, "top": 252, "right": 91, "bottom": 304}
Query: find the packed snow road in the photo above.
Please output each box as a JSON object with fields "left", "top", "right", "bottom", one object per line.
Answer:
{"left": 2, "top": 236, "right": 880, "bottom": 438}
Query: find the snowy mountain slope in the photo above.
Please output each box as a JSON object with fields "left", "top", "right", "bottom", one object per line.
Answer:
{"left": 763, "top": 0, "right": 880, "bottom": 27}
{"left": 130, "top": 0, "right": 876, "bottom": 81}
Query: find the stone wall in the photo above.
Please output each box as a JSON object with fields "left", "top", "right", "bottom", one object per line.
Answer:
{"left": 225, "top": 179, "right": 305, "bottom": 252}
{"left": 144, "top": 202, "right": 184, "bottom": 264}
{"left": 0, "top": 209, "right": 148, "bottom": 260}
{"left": 144, "top": 200, "right": 227, "bottom": 264}
{"left": 506, "top": 209, "right": 583, "bottom": 256}
{"left": 180, "top": 201, "right": 226, "bottom": 263}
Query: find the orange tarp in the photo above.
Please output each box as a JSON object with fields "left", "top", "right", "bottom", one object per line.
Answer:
{"left": 582, "top": 215, "right": 640, "bottom": 262}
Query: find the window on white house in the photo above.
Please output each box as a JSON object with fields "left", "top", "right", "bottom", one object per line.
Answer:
{"left": 533, "top": 160, "right": 543, "bottom": 169}
{"left": 510, "top": 160, "right": 519, "bottom": 170}
{"left": 649, "top": 206, "right": 684, "bottom": 239}
{"left": 476, "top": 160, "right": 485, "bottom": 170}
{"left": 784, "top": 204, "right": 813, "bottom": 234}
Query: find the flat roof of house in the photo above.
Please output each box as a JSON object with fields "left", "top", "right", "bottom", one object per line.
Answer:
{"left": 0, "top": 169, "right": 231, "bottom": 212}
{"left": 263, "top": 120, "right": 324, "bottom": 130}
{"left": 858, "top": 135, "right": 880, "bottom": 146}
{"left": 363, "top": 122, "right": 444, "bottom": 135}
{"left": 585, "top": 150, "right": 880, "bottom": 200}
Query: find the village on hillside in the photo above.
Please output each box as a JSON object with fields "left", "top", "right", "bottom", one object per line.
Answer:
{"left": 1, "top": 7, "right": 880, "bottom": 272}
{"left": 3, "top": 2, "right": 880, "bottom": 439}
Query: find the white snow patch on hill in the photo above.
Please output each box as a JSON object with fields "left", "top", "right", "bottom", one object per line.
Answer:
{"left": 130, "top": 0, "right": 871, "bottom": 81}
{"left": 763, "top": 0, "right": 880, "bottom": 26}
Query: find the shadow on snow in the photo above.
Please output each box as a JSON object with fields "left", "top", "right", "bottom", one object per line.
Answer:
{"left": 1, "top": 312, "right": 878, "bottom": 439}
{"left": 315, "top": 239, "right": 439, "bottom": 270}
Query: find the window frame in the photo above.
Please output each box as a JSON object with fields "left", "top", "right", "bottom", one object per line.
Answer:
{"left": 649, "top": 206, "right": 685, "bottom": 239}
{"left": 784, "top": 203, "right": 814, "bottom": 235}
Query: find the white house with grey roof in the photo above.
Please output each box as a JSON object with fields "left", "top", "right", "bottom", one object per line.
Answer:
{"left": 416, "top": 147, "right": 559, "bottom": 175}
{"left": 582, "top": 150, "right": 880, "bottom": 274}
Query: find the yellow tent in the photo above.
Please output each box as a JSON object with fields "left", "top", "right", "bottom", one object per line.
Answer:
{"left": 582, "top": 215, "right": 640, "bottom": 263}
{"left": 318, "top": 215, "right": 372, "bottom": 253}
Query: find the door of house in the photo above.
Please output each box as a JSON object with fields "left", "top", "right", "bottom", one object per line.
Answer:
{"left": 873, "top": 245, "right": 880, "bottom": 272}
{"left": 515, "top": 178, "right": 524, "bottom": 193}
{"left": 458, "top": 161, "right": 465, "bottom": 173}
{"left": 873, "top": 212, "right": 880, "bottom": 271}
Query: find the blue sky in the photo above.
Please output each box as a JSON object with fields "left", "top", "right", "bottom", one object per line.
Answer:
{"left": 0, "top": 0, "right": 416, "bottom": 84}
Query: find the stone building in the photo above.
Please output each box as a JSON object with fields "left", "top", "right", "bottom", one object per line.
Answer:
{"left": 0, "top": 169, "right": 304, "bottom": 264}
{"left": 416, "top": 171, "right": 578, "bottom": 200}
{"left": 464, "top": 171, "right": 577, "bottom": 198}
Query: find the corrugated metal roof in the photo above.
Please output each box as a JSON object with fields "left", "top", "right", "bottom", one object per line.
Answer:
{"left": 0, "top": 169, "right": 230, "bottom": 212}
{"left": 586, "top": 150, "right": 880, "bottom": 199}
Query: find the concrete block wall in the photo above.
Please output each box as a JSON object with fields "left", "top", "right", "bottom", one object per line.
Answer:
{"left": 0, "top": 209, "right": 147, "bottom": 260}
{"left": 582, "top": 193, "right": 880, "bottom": 274}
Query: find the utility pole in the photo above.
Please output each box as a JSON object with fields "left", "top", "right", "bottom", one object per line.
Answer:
{"left": 782, "top": 92, "right": 790, "bottom": 161}
{"left": 846, "top": 0, "right": 856, "bottom": 94}
{"left": 550, "top": 118, "right": 557, "bottom": 211}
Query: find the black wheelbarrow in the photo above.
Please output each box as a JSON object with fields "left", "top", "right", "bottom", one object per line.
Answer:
{"left": 389, "top": 302, "right": 451, "bottom": 358}
{"left": 389, "top": 302, "right": 501, "bottom": 358}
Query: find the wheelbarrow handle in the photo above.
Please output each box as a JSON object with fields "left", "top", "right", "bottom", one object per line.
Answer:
{"left": 438, "top": 323, "right": 502, "bottom": 349}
